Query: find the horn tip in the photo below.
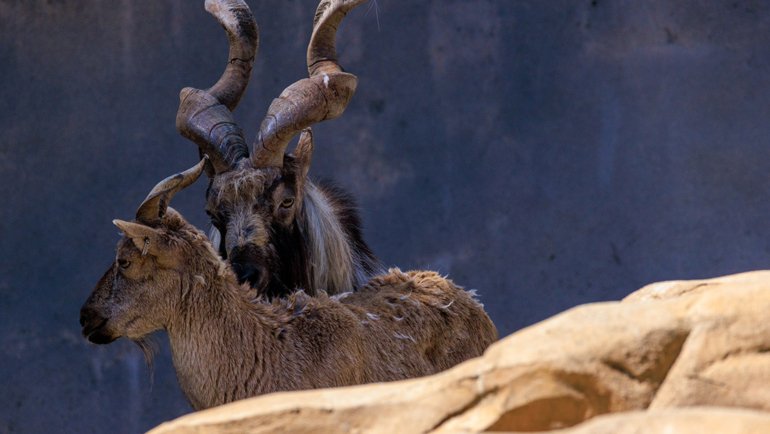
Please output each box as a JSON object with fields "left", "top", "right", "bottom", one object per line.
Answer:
{"left": 203, "top": 0, "right": 219, "bottom": 15}
{"left": 179, "top": 87, "right": 196, "bottom": 101}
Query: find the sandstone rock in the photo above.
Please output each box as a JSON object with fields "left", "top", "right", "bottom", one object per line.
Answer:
{"left": 622, "top": 270, "right": 766, "bottom": 302}
{"left": 546, "top": 407, "right": 770, "bottom": 434}
{"left": 149, "top": 271, "right": 770, "bottom": 433}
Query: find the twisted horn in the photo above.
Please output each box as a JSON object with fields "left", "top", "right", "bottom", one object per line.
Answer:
{"left": 307, "top": 0, "right": 365, "bottom": 77}
{"left": 251, "top": 0, "right": 366, "bottom": 168}
{"left": 204, "top": 0, "right": 259, "bottom": 109}
{"left": 176, "top": 0, "right": 258, "bottom": 174}
{"left": 136, "top": 157, "right": 208, "bottom": 226}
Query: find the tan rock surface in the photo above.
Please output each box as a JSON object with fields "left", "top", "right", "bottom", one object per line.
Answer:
{"left": 622, "top": 270, "right": 765, "bottom": 302}
{"left": 149, "top": 270, "right": 770, "bottom": 434}
{"left": 538, "top": 407, "right": 770, "bottom": 434}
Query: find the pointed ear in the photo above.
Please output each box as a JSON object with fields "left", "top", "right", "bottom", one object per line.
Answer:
{"left": 113, "top": 219, "right": 163, "bottom": 256}
{"left": 294, "top": 128, "right": 313, "bottom": 182}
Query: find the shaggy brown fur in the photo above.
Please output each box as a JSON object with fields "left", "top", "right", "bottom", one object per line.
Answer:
{"left": 79, "top": 165, "right": 497, "bottom": 409}
{"left": 206, "top": 149, "right": 381, "bottom": 299}
{"left": 176, "top": 0, "right": 381, "bottom": 299}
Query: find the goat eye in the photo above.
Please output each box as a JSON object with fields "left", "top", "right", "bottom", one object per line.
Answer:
{"left": 280, "top": 197, "right": 295, "bottom": 208}
{"left": 118, "top": 259, "right": 131, "bottom": 269}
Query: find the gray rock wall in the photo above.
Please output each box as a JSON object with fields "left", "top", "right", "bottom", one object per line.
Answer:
{"left": 2, "top": 0, "right": 770, "bottom": 432}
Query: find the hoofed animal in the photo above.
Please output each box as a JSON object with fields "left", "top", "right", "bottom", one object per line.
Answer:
{"left": 177, "top": 0, "right": 381, "bottom": 298}
{"left": 79, "top": 159, "right": 498, "bottom": 410}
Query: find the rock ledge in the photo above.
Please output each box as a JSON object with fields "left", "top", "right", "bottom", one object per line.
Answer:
{"left": 150, "top": 270, "right": 770, "bottom": 433}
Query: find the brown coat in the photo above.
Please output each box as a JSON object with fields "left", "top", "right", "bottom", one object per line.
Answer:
{"left": 82, "top": 206, "right": 497, "bottom": 410}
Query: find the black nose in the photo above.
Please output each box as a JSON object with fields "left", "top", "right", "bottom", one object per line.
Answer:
{"left": 229, "top": 246, "right": 267, "bottom": 289}
{"left": 79, "top": 305, "right": 114, "bottom": 344}
{"left": 231, "top": 261, "right": 262, "bottom": 286}
{"left": 80, "top": 305, "right": 97, "bottom": 327}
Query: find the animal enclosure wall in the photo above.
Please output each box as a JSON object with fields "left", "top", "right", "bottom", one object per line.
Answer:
{"left": 3, "top": 0, "right": 770, "bottom": 433}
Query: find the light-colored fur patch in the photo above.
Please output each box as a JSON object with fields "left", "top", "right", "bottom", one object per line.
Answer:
{"left": 303, "top": 182, "right": 369, "bottom": 293}
{"left": 208, "top": 226, "right": 221, "bottom": 251}
{"left": 331, "top": 291, "right": 353, "bottom": 301}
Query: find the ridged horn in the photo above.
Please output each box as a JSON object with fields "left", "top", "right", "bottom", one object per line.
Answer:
{"left": 136, "top": 157, "right": 208, "bottom": 225}
{"left": 251, "top": 0, "right": 366, "bottom": 169}
{"left": 176, "top": 0, "right": 258, "bottom": 174}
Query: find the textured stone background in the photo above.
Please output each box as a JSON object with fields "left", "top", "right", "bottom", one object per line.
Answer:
{"left": 2, "top": 1, "right": 770, "bottom": 432}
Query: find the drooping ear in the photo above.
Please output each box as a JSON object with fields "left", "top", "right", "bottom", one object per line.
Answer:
{"left": 113, "top": 219, "right": 163, "bottom": 257}
{"left": 293, "top": 128, "right": 313, "bottom": 183}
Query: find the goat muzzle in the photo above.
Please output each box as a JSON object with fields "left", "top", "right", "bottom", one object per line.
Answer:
{"left": 79, "top": 306, "right": 116, "bottom": 344}
{"left": 229, "top": 247, "right": 269, "bottom": 291}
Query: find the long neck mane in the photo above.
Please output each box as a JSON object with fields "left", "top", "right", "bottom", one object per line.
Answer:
{"left": 298, "top": 181, "right": 381, "bottom": 294}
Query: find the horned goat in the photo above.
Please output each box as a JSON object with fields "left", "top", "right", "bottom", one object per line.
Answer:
{"left": 176, "top": 0, "right": 381, "bottom": 299}
{"left": 79, "top": 158, "right": 498, "bottom": 410}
